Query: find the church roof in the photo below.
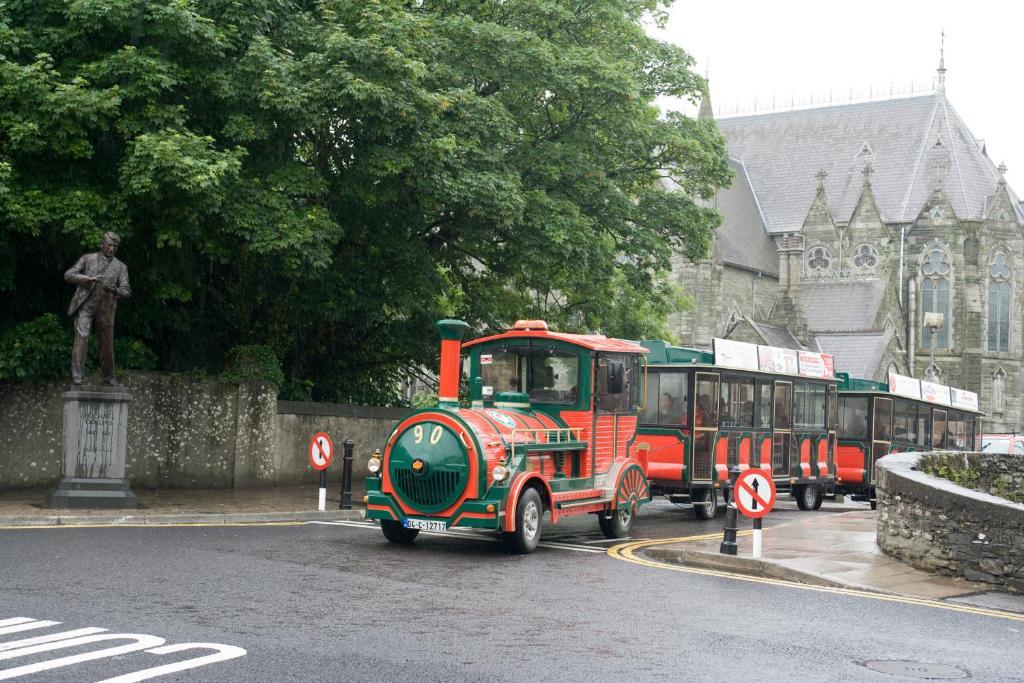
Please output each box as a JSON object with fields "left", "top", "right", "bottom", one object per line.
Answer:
{"left": 714, "top": 160, "right": 779, "bottom": 275}
{"left": 746, "top": 319, "right": 804, "bottom": 350}
{"left": 800, "top": 279, "right": 886, "bottom": 332}
{"left": 814, "top": 329, "right": 893, "bottom": 380}
{"left": 716, "top": 93, "right": 1021, "bottom": 233}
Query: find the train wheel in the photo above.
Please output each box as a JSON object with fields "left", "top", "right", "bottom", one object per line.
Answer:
{"left": 598, "top": 505, "right": 634, "bottom": 539}
{"left": 812, "top": 490, "right": 824, "bottom": 510}
{"left": 796, "top": 484, "right": 820, "bottom": 511}
{"left": 380, "top": 520, "right": 419, "bottom": 544}
{"left": 694, "top": 487, "right": 718, "bottom": 520}
{"left": 507, "top": 487, "right": 542, "bottom": 554}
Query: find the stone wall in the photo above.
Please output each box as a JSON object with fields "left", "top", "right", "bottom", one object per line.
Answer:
{"left": 876, "top": 451, "right": 1024, "bottom": 591}
{"left": 0, "top": 373, "right": 409, "bottom": 492}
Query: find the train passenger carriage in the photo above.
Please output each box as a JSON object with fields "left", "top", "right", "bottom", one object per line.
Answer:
{"left": 364, "top": 319, "right": 651, "bottom": 553}
{"left": 634, "top": 338, "right": 838, "bottom": 517}
{"left": 836, "top": 371, "right": 983, "bottom": 508}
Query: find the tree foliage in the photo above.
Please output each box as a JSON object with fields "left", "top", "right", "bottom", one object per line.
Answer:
{"left": 0, "top": 0, "right": 730, "bottom": 403}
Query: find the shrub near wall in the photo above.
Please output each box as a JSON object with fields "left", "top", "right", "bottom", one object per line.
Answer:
{"left": 876, "top": 452, "right": 1024, "bottom": 591}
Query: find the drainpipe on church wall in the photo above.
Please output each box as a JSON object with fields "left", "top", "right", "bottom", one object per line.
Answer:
{"left": 898, "top": 225, "right": 906, "bottom": 307}
{"left": 908, "top": 279, "right": 916, "bottom": 371}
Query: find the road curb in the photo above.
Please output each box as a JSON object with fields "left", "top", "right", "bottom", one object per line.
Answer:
{"left": 642, "top": 546, "right": 875, "bottom": 591}
{"left": 0, "top": 508, "right": 367, "bottom": 527}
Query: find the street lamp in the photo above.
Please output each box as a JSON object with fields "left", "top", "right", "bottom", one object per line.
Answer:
{"left": 924, "top": 312, "right": 945, "bottom": 377}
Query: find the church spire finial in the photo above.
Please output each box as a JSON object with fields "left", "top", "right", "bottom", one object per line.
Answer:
{"left": 937, "top": 28, "right": 947, "bottom": 92}
{"left": 862, "top": 161, "right": 874, "bottom": 189}
{"left": 815, "top": 169, "right": 828, "bottom": 194}
{"left": 998, "top": 162, "right": 1008, "bottom": 186}
{"left": 698, "top": 60, "right": 714, "bottom": 120}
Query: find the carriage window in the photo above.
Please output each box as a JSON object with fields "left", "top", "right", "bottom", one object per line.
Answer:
{"left": 773, "top": 382, "right": 793, "bottom": 430}
{"left": 946, "top": 411, "right": 968, "bottom": 450}
{"left": 873, "top": 399, "right": 893, "bottom": 442}
{"left": 755, "top": 381, "right": 773, "bottom": 429}
{"left": 838, "top": 397, "right": 869, "bottom": 441}
{"left": 720, "top": 376, "right": 754, "bottom": 428}
{"left": 916, "top": 409, "right": 929, "bottom": 447}
{"left": 893, "top": 401, "right": 918, "bottom": 443}
{"left": 932, "top": 410, "right": 947, "bottom": 449}
{"left": 640, "top": 372, "right": 689, "bottom": 426}
{"left": 695, "top": 375, "right": 719, "bottom": 427}
{"left": 528, "top": 351, "right": 579, "bottom": 404}
{"left": 794, "top": 382, "right": 825, "bottom": 430}
{"left": 596, "top": 353, "right": 636, "bottom": 414}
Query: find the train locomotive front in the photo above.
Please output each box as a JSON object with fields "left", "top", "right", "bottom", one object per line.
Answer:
{"left": 365, "top": 319, "right": 652, "bottom": 553}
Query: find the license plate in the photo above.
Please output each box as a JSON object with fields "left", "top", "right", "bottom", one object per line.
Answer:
{"left": 403, "top": 518, "right": 447, "bottom": 532}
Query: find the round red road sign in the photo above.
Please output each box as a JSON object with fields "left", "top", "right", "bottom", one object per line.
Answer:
{"left": 309, "top": 432, "right": 334, "bottom": 471}
{"left": 734, "top": 469, "right": 776, "bottom": 519}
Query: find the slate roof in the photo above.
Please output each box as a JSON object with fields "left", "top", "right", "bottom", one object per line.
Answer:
{"left": 746, "top": 319, "right": 804, "bottom": 350}
{"left": 715, "top": 160, "right": 779, "bottom": 275}
{"left": 800, "top": 279, "right": 886, "bottom": 332}
{"left": 716, "top": 93, "right": 1022, "bottom": 233}
{"left": 814, "top": 329, "right": 894, "bottom": 379}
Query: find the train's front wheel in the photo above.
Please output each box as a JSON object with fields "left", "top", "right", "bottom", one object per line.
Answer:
{"left": 507, "top": 488, "right": 542, "bottom": 554}
{"left": 381, "top": 520, "right": 419, "bottom": 544}
{"left": 693, "top": 487, "right": 718, "bottom": 520}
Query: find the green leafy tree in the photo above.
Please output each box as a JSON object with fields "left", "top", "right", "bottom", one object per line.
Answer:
{"left": 0, "top": 0, "right": 730, "bottom": 403}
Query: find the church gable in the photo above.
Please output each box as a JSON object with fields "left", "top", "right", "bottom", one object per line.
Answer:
{"left": 983, "top": 165, "right": 1021, "bottom": 230}
{"left": 847, "top": 163, "right": 888, "bottom": 238}
{"left": 911, "top": 186, "right": 964, "bottom": 237}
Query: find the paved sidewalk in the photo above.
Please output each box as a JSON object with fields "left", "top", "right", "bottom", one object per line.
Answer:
{"left": 642, "top": 510, "right": 999, "bottom": 602}
{"left": 0, "top": 486, "right": 365, "bottom": 526}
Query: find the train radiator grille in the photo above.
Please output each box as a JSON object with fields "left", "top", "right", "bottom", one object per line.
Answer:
{"left": 392, "top": 468, "right": 464, "bottom": 509}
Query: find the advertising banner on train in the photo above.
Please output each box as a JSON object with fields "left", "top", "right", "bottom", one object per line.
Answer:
{"left": 920, "top": 380, "right": 952, "bottom": 406}
{"left": 713, "top": 338, "right": 760, "bottom": 371}
{"left": 888, "top": 372, "right": 922, "bottom": 399}
{"left": 949, "top": 387, "right": 980, "bottom": 412}
{"left": 757, "top": 345, "right": 798, "bottom": 374}
{"left": 797, "top": 351, "right": 835, "bottom": 379}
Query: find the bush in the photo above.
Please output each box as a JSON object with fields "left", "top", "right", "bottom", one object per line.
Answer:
{"left": 113, "top": 338, "right": 159, "bottom": 370}
{"left": 220, "top": 345, "right": 285, "bottom": 389}
{"left": 0, "top": 314, "right": 68, "bottom": 381}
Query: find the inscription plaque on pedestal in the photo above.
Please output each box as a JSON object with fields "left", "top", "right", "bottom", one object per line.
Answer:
{"left": 47, "top": 387, "right": 138, "bottom": 509}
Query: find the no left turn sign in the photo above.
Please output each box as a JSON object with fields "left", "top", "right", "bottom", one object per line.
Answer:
{"left": 309, "top": 432, "right": 333, "bottom": 471}
{"left": 734, "top": 469, "right": 776, "bottom": 519}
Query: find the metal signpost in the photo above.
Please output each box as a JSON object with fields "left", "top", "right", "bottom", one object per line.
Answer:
{"left": 733, "top": 469, "right": 777, "bottom": 559}
{"left": 309, "top": 432, "right": 334, "bottom": 511}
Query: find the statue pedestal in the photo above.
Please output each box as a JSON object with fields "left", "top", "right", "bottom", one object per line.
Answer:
{"left": 46, "top": 387, "right": 138, "bottom": 509}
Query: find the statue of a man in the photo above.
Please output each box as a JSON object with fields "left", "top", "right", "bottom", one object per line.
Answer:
{"left": 65, "top": 232, "right": 131, "bottom": 386}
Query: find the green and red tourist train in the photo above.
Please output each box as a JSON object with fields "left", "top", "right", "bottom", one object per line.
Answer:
{"left": 365, "top": 320, "right": 851, "bottom": 552}
{"left": 835, "top": 372, "right": 983, "bottom": 508}
{"left": 636, "top": 338, "right": 838, "bottom": 517}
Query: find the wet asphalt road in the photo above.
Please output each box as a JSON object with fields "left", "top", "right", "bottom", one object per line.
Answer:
{"left": 2, "top": 499, "right": 1023, "bottom": 682}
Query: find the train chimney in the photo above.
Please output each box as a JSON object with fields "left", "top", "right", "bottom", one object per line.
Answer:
{"left": 436, "top": 319, "right": 470, "bottom": 408}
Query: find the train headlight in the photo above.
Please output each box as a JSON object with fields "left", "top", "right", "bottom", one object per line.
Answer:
{"left": 367, "top": 454, "right": 382, "bottom": 475}
{"left": 492, "top": 464, "right": 510, "bottom": 482}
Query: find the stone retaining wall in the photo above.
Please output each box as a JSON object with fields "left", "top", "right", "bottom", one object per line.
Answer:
{"left": 0, "top": 374, "right": 409, "bottom": 492}
{"left": 876, "top": 451, "right": 1024, "bottom": 591}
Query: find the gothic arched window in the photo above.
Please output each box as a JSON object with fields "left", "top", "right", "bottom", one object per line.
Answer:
{"left": 853, "top": 244, "right": 878, "bottom": 273}
{"left": 988, "top": 252, "right": 1012, "bottom": 352}
{"left": 921, "top": 247, "right": 951, "bottom": 348}
{"left": 807, "top": 246, "right": 831, "bottom": 273}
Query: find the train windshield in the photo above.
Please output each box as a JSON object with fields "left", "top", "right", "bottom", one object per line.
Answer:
{"left": 478, "top": 349, "right": 579, "bottom": 404}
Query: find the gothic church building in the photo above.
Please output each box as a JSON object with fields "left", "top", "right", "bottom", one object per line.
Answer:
{"left": 670, "top": 65, "right": 1023, "bottom": 431}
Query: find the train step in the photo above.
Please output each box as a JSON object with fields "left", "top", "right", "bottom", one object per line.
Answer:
{"left": 556, "top": 496, "right": 611, "bottom": 510}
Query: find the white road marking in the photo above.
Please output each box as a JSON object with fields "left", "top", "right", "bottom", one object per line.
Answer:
{"left": 0, "top": 627, "right": 107, "bottom": 652}
{"left": 0, "top": 618, "right": 245, "bottom": 681}
{"left": 0, "top": 621, "right": 60, "bottom": 636}
{"left": 95, "top": 642, "right": 247, "bottom": 683}
{"left": 0, "top": 633, "right": 166, "bottom": 680}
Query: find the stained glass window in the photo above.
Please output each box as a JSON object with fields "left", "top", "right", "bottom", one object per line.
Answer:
{"left": 853, "top": 244, "right": 878, "bottom": 272}
{"left": 807, "top": 247, "right": 831, "bottom": 272}
{"left": 988, "top": 253, "right": 1011, "bottom": 352}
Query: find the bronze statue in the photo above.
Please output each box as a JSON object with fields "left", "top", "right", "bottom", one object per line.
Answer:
{"left": 65, "top": 232, "right": 131, "bottom": 386}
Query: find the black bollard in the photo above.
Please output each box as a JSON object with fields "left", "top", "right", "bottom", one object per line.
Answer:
{"left": 340, "top": 439, "right": 354, "bottom": 510}
{"left": 719, "top": 465, "right": 741, "bottom": 555}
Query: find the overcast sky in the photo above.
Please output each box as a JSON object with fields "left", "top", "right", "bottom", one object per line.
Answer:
{"left": 652, "top": 0, "right": 1024, "bottom": 190}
